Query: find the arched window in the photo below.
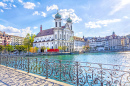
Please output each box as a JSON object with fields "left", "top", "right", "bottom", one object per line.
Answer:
{"left": 59, "top": 22, "right": 61, "bottom": 27}
{"left": 60, "top": 34, "right": 61, "bottom": 39}
{"left": 55, "top": 35, "right": 57, "bottom": 39}
{"left": 56, "top": 22, "right": 57, "bottom": 27}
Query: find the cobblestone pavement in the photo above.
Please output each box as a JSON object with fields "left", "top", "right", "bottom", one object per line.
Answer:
{"left": 0, "top": 65, "right": 72, "bottom": 86}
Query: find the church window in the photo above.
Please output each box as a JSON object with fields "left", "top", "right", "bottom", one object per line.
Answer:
{"left": 60, "top": 34, "right": 61, "bottom": 39}
{"left": 55, "top": 35, "right": 57, "bottom": 39}
{"left": 56, "top": 22, "right": 57, "bottom": 27}
{"left": 64, "top": 35, "right": 65, "bottom": 39}
{"left": 59, "top": 22, "right": 61, "bottom": 27}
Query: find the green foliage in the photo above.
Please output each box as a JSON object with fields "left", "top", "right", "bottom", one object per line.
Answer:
{"left": 35, "top": 47, "right": 39, "bottom": 52}
{"left": 47, "top": 47, "right": 50, "bottom": 50}
{"left": 62, "top": 46, "right": 67, "bottom": 51}
{"left": 0, "top": 45, "right": 4, "bottom": 52}
{"left": 15, "top": 45, "right": 25, "bottom": 52}
{"left": 23, "top": 33, "right": 36, "bottom": 52}
{"left": 5, "top": 45, "right": 14, "bottom": 52}
{"left": 58, "top": 46, "right": 62, "bottom": 50}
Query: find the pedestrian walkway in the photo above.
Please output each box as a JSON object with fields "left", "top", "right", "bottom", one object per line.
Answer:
{"left": 0, "top": 65, "right": 72, "bottom": 86}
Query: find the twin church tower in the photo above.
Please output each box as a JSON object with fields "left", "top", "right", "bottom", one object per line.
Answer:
{"left": 33, "top": 11, "right": 74, "bottom": 52}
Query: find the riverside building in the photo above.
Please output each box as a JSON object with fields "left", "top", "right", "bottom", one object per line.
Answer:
{"left": 9, "top": 35, "right": 24, "bottom": 46}
{"left": 73, "top": 36, "right": 86, "bottom": 52}
{"left": 33, "top": 11, "right": 74, "bottom": 52}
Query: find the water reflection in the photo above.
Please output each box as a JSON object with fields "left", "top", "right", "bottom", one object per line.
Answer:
{"left": 34, "top": 52, "right": 130, "bottom": 66}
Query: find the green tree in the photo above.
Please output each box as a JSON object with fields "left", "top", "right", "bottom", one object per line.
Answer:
{"left": 23, "top": 33, "right": 36, "bottom": 53}
{"left": 62, "top": 46, "right": 67, "bottom": 52}
{"left": 58, "top": 46, "right": 62, "bottom": 50}
{"left": 15, "top": 45, "right": 25, "bottom": 54}
{"left": 5, "top": 45, "right": 14, "bottom": 54}
{"left": 35, "top": 47, "right": 39, "bottom": 53}
{"left": 0, "top": 45, "right": 4, "bottom": 54}
{"left": 47, "top": 47, "right": 50, "bottom": 50}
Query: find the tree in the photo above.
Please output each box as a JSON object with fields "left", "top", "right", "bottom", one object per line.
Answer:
{"left": 23, "top": 33, "right": 36, "bottom": 53}
{"left": 0, "top": 45, "right": 4, "bottom": 54}
{"left": 58, "top": 46, "right": 62, "bottom": 52}
{"left": 62, "top": 46, "right": 67, "bottom": 52}
{"left": 47, "top": 47, "right": 50, "bottom": 50}
{"left": 5, "top": 45, "right": 14, "bottom": 54}
{"left": 15, "top": 45, "right": 25, "bottom": 55}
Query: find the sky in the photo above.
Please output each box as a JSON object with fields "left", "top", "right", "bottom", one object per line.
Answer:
{"left": 0, "top": 0, "right": 130, "bottom": 37}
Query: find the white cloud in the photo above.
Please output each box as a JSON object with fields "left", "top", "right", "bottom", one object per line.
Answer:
{"left": 0, "top": 2, "right": 7, "bottom": 7}
{"left": 0, "top": 24, "right": 21, "bottom": 33}
{"left": 123, "top": 16, "right": 128, "bottom": 19}
{"left": 21, "top": 27, "right": 32, "bottom": 37}
{"left": 109, "top": 0, "right": 130, "bottom": 15}
{"left": 0, "top": 9, "right": 4, "bottom": 12}
{"left": 3, "top": 0, "right": 13, "bottom": 2}
{"left": 23, "top": 2, "right": 35, "bottom": 9}
{"left": 46, "top": 4, "right": 58, "bottom": 11}
{"left": 53, "top": 9, "right": 82, "bottom": 23}
{"left": 0, "top": 24, "right": 32, "bottom": 37}
{"left": 33, "top": 11, "right": 40, "bottom": 15}
{"left": 85, "top": 19, "right": 121, "bottom": 28}
{"left": 18, "top": 0, "right": 23, "bottom": 3}
{"left": 37, "top": 2, "right": 40, "bottom": 5}
{"left": 33, "top": 27, "right": 38, "bottom": 29}
{"left": 13, "top": 5, "right": 16, "bottom": 7}
{"left": 32, "top": 11, "right": 46, "bottom": 17}
{"left": 18, "top": 0, "right": 36, "bottom": 9}
{"left": 41, "top": 12, "right": 46, "bottom": 17}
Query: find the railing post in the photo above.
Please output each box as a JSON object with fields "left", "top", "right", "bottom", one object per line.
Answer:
{"left": 15, "top": 56, "right": 17, "bottom": 69}
{"left": 45, "top": 59, "right": 48, "bottom": 79}
{"left": 28, "top": 57, "right": 29, "bottom": 73}
{"left": 76, "top": 62, "right": 79, "bottom": 86}
{"left": 36, "top": 58, "right": 37, "bottom": 73}
{"left": 100, "top": 64, "right": 103, "bottom": 86}
{"left": 59, "top": 60, "right": 61, "bottom": 80}
{"left": 6, "top": 56, "right": 8, "bottom": 67}
{"left": 0, "top": 55, "right": 1, "bottom": 65}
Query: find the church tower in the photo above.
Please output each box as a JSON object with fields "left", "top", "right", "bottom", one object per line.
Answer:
{"left": 54, "top": 10, "right": 62, "bottom": 28}
{"left": 66, "top": 15, "right": 72, "bottom": 30}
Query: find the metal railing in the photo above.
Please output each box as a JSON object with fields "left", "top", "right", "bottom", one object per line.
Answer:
{"left": 0, "top": 55, "right": 130, "bottom": 86}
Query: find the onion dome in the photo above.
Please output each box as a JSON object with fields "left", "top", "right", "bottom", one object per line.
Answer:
{"left": 55, "top": 12, "right": 61, "bottom": 18}
{"left": 67, "top": 17, "right": 72, "bottom": 23}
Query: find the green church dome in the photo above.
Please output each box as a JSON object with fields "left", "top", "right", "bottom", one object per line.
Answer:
{"left": 55, "top": 12, "right": 61, "bottom": 18}
{"left": 67, "top": 17, "right": 72, "bottom": 23}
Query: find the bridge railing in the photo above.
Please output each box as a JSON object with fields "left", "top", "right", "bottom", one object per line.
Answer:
{"left": 0, "top": 55, "right": 130, "bottom": 86}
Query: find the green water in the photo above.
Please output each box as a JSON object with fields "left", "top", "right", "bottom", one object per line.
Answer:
{"left": 33, "top": 52, "right": 130, "bottom": 66}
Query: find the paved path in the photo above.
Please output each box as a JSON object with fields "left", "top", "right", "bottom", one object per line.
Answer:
{"left": 0, "top": 65, "right": 72, "bottom": 86}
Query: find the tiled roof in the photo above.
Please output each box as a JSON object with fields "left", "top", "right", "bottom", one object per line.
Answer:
{"left": 35, "top": 28, "right": 54, "bottom": 37}
{"left": 73, "top": 36, "right": 85, "bottom": 41}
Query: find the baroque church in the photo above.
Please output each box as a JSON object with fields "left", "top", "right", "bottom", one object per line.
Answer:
{"left": 33, "top": 11, "right": 74, "bottom": 52}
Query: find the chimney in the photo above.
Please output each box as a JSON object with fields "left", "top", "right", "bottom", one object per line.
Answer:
{"left": 40, "top": 25, "right": 42, "bottom": 32}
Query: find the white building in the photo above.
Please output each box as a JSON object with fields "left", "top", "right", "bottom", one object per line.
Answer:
{"left": 9, "top": 35, "right": 24, "bottom": 46}
{"left": 106, "top": 32, "right": 122, "bottom": 50}
{"left": 73, "top": 36, "right": 86, "bottom": 52}
{"left": 33, "top": 11, "right": 74, "bottom": 52}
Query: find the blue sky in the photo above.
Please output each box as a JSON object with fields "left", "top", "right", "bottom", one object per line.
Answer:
{"left": 0, "top": 0, "right": 130, "bottom": 37}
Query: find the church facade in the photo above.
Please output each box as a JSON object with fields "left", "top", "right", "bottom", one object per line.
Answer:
{"left": 33, "top": 11, "right": 74, "bottom": 52}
